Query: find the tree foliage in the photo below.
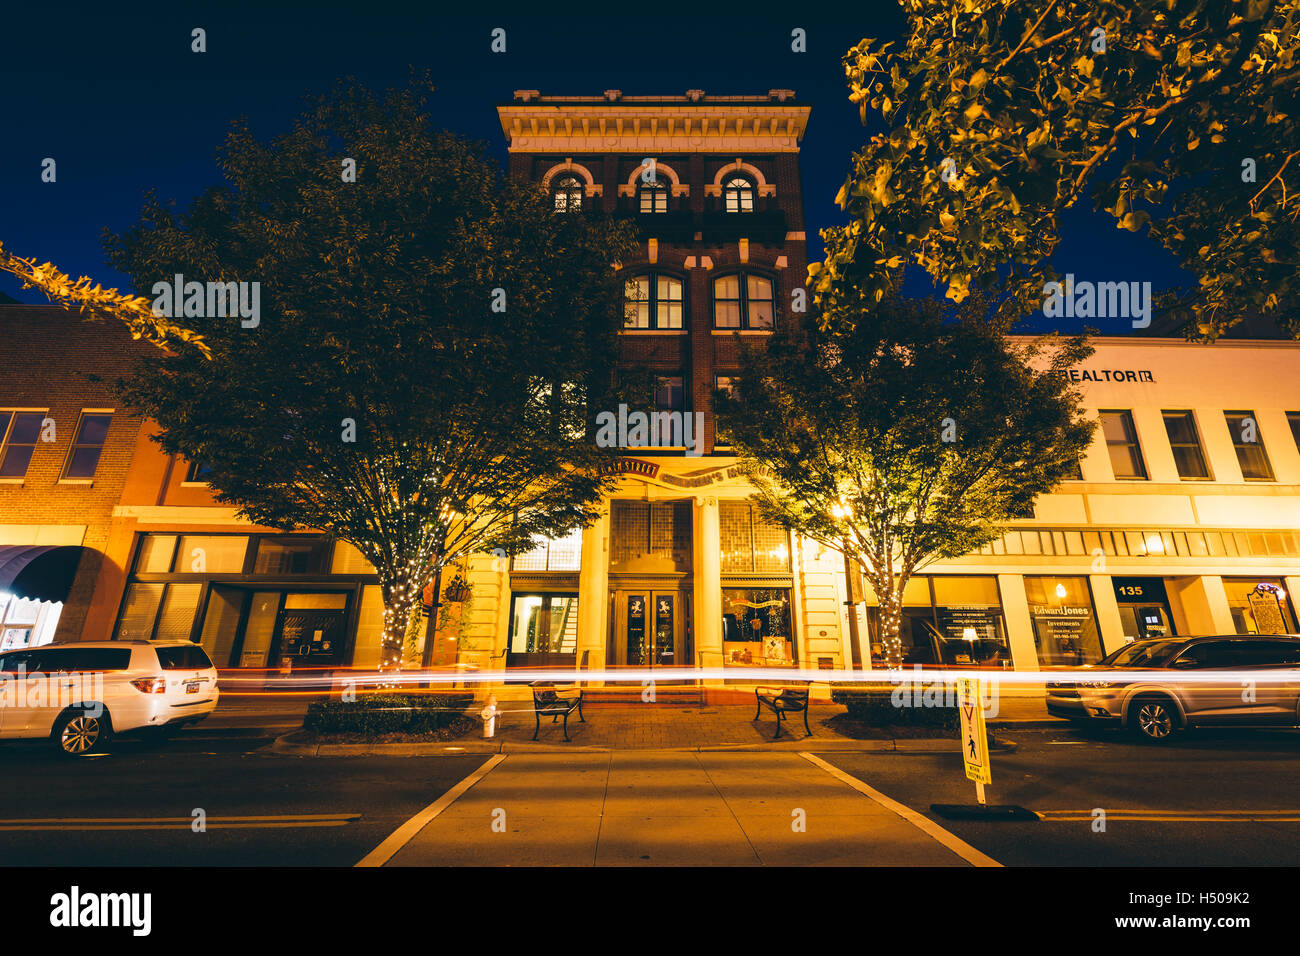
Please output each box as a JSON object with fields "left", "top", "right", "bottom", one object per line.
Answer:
{"left": 815, "top": 0, "right": 1300, "bottom": 339}
{"left": 0, "top": 241, "right": 208, "bottom": 355}
{"left": 108, "top": 77, "right": 639, "bottom": 670}
{"left": 714, "top": 295, "right": 1095, "bottom": 666}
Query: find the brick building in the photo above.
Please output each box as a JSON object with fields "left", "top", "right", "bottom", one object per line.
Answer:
{"left": 0, "top": 306, "right": 153, "bottom": 649}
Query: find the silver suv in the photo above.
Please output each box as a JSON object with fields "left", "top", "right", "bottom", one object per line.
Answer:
{"left": 1046, "top": 635, "right": 1300, "bottom": 742}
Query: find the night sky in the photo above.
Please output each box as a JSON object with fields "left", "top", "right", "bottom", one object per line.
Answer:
{"left": 0, "top": 1, "right": 1190, "bottom": 333}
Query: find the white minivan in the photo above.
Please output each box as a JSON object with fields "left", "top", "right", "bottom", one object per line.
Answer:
{"left": 0, "top": 641, "right": 219, "bottom": 755}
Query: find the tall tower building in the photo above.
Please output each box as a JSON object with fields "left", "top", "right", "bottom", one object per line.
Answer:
{"left": 492, "top": 90, "right": 825, "bottom": 681}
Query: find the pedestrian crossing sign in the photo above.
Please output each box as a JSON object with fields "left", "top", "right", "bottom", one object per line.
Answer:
{"left": 957, "top": 678, "right": 991, "bottom": 785}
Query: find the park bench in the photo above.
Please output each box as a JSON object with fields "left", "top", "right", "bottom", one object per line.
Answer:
{"left": 754, "top": 684, "right": 811, "bottom": 739}
{"left": 530, "top": 681, "right": 585, "bottom": 741}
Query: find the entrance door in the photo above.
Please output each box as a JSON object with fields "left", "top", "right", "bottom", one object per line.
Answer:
{"left": 271, "top": 607, "right": 347, "bottom": 665}
{"left": 1119, "top": 604, "right": 1175, "bottom": 640}
{"left": 1113, "top": 577, "right": 1175, "bottom": 641}
{"left": 617, "top": 590, "right": 681, "bottom": 669}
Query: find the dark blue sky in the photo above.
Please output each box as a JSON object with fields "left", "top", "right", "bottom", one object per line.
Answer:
{"left": 0, "top": 2, "right": 1189, "bottom": 333}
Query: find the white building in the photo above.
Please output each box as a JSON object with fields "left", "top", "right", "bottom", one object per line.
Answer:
{"left": 454, "top": 336, "right": 1300, "bottom": 681}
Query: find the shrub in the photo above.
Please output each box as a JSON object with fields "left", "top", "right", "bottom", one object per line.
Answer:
{"left": 303, "top": 693, "right": 472, "bottom": 735}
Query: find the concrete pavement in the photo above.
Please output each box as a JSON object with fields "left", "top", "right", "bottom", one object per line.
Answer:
{"left": 377, "top": 751, "right": 997, "bottom": 866}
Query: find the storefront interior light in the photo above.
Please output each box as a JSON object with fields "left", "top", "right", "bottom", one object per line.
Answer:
{"left": 1054, "top": 583, "right": 1068, "bottom": 599}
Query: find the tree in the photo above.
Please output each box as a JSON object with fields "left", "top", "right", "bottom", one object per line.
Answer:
{"left": 714, "top": 295, "right": 1095, "bottom": 668}
{"left": 0, "top": 241, "right": 208, "bottom": 355}
{"left": 108, "top": 77, "right": 639, "bottom": 672}
{"left": 815, "top": 0, "right": 1300, "bottom": 339}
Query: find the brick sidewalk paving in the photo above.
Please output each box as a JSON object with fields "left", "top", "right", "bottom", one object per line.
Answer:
{"left": 489, "top": 696, "right": 1054, "bottom": 750}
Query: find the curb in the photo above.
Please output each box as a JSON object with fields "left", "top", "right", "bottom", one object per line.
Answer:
{"left": 270, "top": 730, "right": 1017, "bottom": 757}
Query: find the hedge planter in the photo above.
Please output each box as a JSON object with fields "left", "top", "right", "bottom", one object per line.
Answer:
{"left": 303, "top": 693, "right": 474, "bottom": 737}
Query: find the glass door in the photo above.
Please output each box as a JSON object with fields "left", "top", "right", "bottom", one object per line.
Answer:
{"left": 621, "top": 590, "right": 679, "bottom": 668}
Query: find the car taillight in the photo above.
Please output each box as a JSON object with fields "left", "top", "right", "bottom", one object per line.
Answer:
{"left": 130, "top": 677, "right": 166, "bottom": 694}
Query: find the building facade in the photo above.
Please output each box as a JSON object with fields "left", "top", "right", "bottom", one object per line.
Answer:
{"left": 0, "top": 307, "right": 153, "bottom": 651}
{"left": 4, "top": 91, "right": 1300, "bottom": 678}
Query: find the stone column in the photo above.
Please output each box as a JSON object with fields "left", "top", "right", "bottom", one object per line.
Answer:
{"left": 997, "top": 574, "right": 1038, "bottom": 672}
{"left": 1090, "top": 574, "right": 1128, "bottom": 656}
{"left": 576, "top": 503, "right": 610, "bottom": 685}
{"left": 694, "top": 496, "right": 723, "bottom": 675}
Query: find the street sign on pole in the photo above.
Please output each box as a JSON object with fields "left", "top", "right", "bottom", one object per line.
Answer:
{"left": 957, "top": 677, "right": 991, "bottom": 803}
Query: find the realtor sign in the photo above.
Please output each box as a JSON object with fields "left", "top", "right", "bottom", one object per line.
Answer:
{"left": 957, "top": 678, "right": 991, "bottom": 788}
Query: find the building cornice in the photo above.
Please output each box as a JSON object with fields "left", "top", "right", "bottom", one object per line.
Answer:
{"left": 497, "top": 99, "right": 810, "bottom": 154}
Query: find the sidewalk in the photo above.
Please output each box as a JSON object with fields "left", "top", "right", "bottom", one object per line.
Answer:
{"left": 275, "top": 698, "right": 1062, "bottom": 756}
{"left": 380, "top": 751, "right": 996, "bottom": 866}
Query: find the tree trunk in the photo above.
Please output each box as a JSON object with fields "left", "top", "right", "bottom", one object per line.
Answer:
{"left": 379, "top": 579, "right": 420, "bottom": 675}
{"left": 877, "top": 587, "right": 905, "bottom": 670}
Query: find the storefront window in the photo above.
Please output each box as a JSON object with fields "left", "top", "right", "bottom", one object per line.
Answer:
{"left": 114, "top": 583, "right": 165, "bottom": 640}
{"left": 509, "top": 594, "right": 579, "bottom": 655}
{"left": 330, "top": 541, "right": 375, "bottom": 574}
{"left": 155, "top": 583, "right": 201, "bottom": 642}
{"left": 198, "top": 585, "right": 244, "bottom": 666}
{"left": 174, "top": 535, "right": 248, "bottom": 573}
{"left": 254, "top": 537, "right": 330, "bottom": 574}
{"left": 721, "top": 587, "right": 792, "bottom": 664}
{"left": 350, "top": 587, "right": 385, "bottom": 669}
{"left": 609, "top": 501, "right": 691, "bottom": 573}
{"left": 512, "top": 527, "right": 582, "bottom": 572}
{"left": 1024, "top": 575, "right": 1105, "bottom": 666}
{"left": 1223, "top": 578, "right": 1297, "bottom": 634}
{"left": 868, "top": 576, "right": 1010, "bottom": 667}
{"left": 134, "top": 534, "right": 178, "bottom": 573}
{"left": 720, "top": 502, "right": 790, "bottom": 573}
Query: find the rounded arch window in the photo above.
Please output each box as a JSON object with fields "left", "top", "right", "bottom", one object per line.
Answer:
{"left": 639, "top": 178, "right": 669, "bottom": 214}
{"left": 713, "top": 272, "right": 774, "bottom": 329}
{"left": 552, "top": 174, "right": 584, "bottom": 212}
{"left": 624, "top": 272, "right": 685, "bottom": 330}
{"left": 723, "top": 175, "right": 755, "bottom": 213}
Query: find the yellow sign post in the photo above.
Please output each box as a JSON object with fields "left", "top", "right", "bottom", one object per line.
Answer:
{"left": 957, "top": 677, "right": 991, "bottom": 804}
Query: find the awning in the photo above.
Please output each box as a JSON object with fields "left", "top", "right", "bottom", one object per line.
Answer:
{"left": 0, "top": 546, "right": 85, "bottom": 604}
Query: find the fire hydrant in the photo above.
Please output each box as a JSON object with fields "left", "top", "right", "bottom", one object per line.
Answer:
{"left": 479, "top": 694, "right": 498, "bottom": 739}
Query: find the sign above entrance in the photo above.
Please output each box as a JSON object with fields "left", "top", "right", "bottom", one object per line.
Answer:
{"left": 601, "top": 458, "right": 660, "bottom": 479}
{"left": 602, "top": 458, "right": 749, "bottom": 489}
{"left": 1111, "top": 577, "right": 1168, "bottom": 603}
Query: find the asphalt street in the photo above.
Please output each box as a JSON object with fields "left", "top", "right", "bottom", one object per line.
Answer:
{"left": 1, "top": 721, "right": 1298, "bottom": 866}
{"left": 823, "top": 725, "right": 1300, "bottom": 866}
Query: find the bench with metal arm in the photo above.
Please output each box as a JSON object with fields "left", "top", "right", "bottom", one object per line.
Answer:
{"left": 754, "top": 683, "right": 811, "bottom": 739}
{"left": 530, "top": 681, "right": 585, "bottom": 742}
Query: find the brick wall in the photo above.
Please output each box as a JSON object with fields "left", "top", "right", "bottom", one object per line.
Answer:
{"left": 0, "top": 305, "right": 156, "bottom": 640}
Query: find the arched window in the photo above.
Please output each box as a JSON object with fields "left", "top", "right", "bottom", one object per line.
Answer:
{"left": 639, "top": 179, "right": 668, "bottom": 213}
{"left": 713, "top": 273, "right": 774, "bottom": 329}
{"left": 723, "top": 175, "right": 755, "bottom": 213}
{"left": 552, "top": 174, "right": 584, "bottom": 212}
{"left": 624, "top": 273, "right": 684, "bottom": 329}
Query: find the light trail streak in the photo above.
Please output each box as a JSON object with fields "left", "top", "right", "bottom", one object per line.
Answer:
{"left": 210, "top": 665, "right": 1300, "bottom": 689}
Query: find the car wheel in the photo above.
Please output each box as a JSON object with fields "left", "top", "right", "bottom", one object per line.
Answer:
{"left": 1131, "top": 696, "right": 1178, "bottom": 743}
{"left": 53, "top": 708, "right": 111, "bottom": 757}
